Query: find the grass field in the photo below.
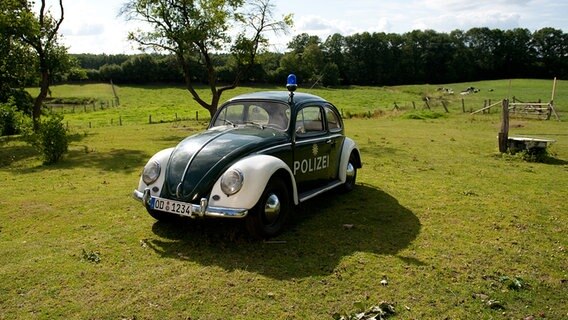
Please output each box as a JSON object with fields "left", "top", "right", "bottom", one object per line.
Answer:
{"left": 1, "top": 80, "right": 567, "bottom": 319}
{"left": 27, "top": 78, "right": 568, "bottom": 129}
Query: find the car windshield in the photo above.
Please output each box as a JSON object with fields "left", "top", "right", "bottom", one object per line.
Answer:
{"left": 211, "top": 101, "right": 290, "bottom": 131}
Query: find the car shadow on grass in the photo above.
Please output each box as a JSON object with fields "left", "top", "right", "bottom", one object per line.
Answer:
{"left": 146, "top": 183, "right": 422, "bottom": 279}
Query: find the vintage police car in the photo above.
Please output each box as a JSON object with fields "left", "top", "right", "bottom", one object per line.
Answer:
{"left": 133, "top": 75, "right": 362, "bottom": 238}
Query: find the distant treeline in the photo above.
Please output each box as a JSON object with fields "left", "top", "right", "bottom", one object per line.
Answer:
{"left": 72, "top": 27, "right": 567, "bottom": 86}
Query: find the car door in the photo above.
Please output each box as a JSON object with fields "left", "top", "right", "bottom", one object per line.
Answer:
{"left": 292, "top": 105, "right": 331, "bottom": 194}
{"left": 324, "top": 104, "right": 345, "bottom": 181}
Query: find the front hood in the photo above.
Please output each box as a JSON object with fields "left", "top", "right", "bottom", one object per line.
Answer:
{"left": 163, "top": 126, "right": 288, "bottom": 201}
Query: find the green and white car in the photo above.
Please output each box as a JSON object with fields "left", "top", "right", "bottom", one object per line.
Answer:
{"left": 133, "top": 76, "right": 362, "bottom": 238}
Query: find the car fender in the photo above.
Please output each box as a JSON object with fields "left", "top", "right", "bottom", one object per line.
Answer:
{"left": 338, "top": 138, "right": 362, "bottom": 183}
{"left": 208, "top": 154, "right": 298, "bottom": 209}
{"left": 136, "top": 147, "right": 175, "bottom": 197}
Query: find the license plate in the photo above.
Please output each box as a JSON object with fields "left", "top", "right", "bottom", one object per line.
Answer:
{"left": 149, "top": 197, "right": 193, "bottom": 217}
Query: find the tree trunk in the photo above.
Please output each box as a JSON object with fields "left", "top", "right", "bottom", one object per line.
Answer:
{"left": 32, "top": 70, "right": 50, "bottom": 130}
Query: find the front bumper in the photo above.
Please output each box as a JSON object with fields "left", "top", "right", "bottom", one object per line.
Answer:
{"left": 132, "top": 189, "right": 248, "bottom": 218}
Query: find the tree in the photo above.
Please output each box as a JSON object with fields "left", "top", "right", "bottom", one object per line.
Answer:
{"left": 323, "top": 33, "right": 347, "bottom": 84}
{"left": 11, "top": 0, "right": 67, "bottom": 129}
{"left": 0, "top": 0, "right": 37, "bottom": 110}
{"left": 287, "top": 33, "right": 320, "bottom": 54}
{"left": 531, "top": 28, "right": 568, "bottom": 78}
{"left": 121, "top": 0, "right": 292, "bottom": 118}
{"left": 302, "top": 43, "right": 324, "bottom": 82}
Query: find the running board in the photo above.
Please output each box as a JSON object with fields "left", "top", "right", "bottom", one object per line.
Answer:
{"left": 298, "top": 180, "right": 343, "bottom": 203}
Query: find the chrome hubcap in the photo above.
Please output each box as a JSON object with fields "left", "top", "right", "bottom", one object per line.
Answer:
{"left": 264, "top": 193, "right": 281, "bottom": 224}
{"left": 346, "top": 162, "right": 355, "bottom": 179}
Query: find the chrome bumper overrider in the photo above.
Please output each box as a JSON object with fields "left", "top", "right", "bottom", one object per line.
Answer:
{"left": 132, "top": 189, "right": 248, "bottom": 218}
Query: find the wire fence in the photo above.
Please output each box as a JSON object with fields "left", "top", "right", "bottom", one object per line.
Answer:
{"left": 49, "top": 96, "right": 561, "bottom": 131}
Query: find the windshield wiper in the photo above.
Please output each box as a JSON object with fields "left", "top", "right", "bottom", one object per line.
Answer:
{"left": 244, "top": 121, "right": 265, "bottom": 129}
{"left": 222, "top": 119, "right": 236, "bottom": 127}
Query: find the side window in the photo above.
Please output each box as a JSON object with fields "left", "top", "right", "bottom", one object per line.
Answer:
{"left": 295, "top": 106, "right": 324, "bottom": 135}
{"left": 325, "top": 106, "right": 342, "bottom": 131}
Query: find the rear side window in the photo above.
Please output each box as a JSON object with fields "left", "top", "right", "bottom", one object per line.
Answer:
{"left": 325, "top": 106, "right": 341, "bottom": 131}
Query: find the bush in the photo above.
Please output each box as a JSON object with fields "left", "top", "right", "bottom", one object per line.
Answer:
{"left": 0, "top": 99, "right": 25, "bottom": 136}
{"left": 7, "top": 89, "right": 34, "bottom": 115}
{"left": 23, "top": 113, "right": 69, "bottom": 164}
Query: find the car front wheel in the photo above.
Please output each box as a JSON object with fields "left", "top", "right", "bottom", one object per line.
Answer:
{"left": 340, "top": 152, "right": 358, "bottom": 192}
{"left": 245, "top": 177, "right": 290, "bottom": 239}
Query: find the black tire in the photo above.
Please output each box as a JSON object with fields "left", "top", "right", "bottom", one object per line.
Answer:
{"left": 245, "top": 178, "right": 290, "bottom": 239}
{"left": 340, "top": 152, "right": 358, "bottom": 193}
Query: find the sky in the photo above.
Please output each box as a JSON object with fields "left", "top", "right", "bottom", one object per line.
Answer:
{"left": 44, "top": 0, "right": 568, "bottom": 54}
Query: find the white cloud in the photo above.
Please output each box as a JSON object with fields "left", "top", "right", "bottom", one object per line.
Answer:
{"left": 294, "top": 15, "right": 358, "bottom": 39}
{"left": 420, "top": 0, "right": 532, "bottom": 12}
{"left": 411, "top": 10, "right": 522, "bottom": 32}
{"left": 62, "top": 23, "right": 105, "bottom": 37}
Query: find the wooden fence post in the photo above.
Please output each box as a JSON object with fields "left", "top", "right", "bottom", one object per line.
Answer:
{"left": 119, "top": 116, "right": 122, "bottom": 126}
{"left": 196, "top": 111, "right": 199, "bottom": 121}
{"left": 498, "top": 99, "right": 510, "bottom": 153}
{"left": 424, "top": 98, "right": 431, "bottom": 110}
{"left": 441, "top": 101, "right": 449, "bottom": 113}
{"left": 461, "top": 98, "right": 465, "bottom": 113}
{"left": 412, "top": 101, "right": 416, "bottom": 109}
{"left": 149, "top": 115, "right": 152, "bottom": 124}
{"left": 110, "top": 79, "right": 120, "bottom": 106}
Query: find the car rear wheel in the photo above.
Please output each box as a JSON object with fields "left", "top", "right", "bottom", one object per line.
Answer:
{"left": 245, "top": 177, "right": 290, "bottom": 239}
{"left": 340, "top": 152, "right": 358, "bottom": 192}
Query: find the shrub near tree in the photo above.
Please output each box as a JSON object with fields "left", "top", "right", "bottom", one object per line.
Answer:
{"left": 23, "top": 113, "right": 68, "bottom": 164}
{"left": 0, "top": 99, "right": 24, "bottom": 136}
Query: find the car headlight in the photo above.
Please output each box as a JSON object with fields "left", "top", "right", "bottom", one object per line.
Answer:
{"left": 220, "top": 169, "right": 244, "bottom": 196}
{"left": 142, "top": 161, "right": 161, "bottom": 185}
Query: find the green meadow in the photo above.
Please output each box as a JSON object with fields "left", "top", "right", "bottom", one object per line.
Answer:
{"left": 28, "top": 78, "right": 567, "bottom": 128}
{"left": 1, "top": 80, "right": 567, "bottom": 319}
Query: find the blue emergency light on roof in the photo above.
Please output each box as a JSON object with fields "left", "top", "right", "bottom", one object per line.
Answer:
{"left": 286, "top": 74, "right": 297, "bottom": 92}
